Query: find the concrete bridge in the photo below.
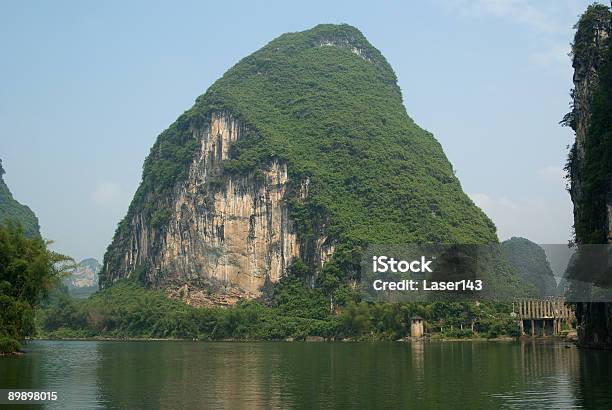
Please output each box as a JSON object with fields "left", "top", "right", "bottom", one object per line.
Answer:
{"left": 512, "top": 297, "right": 574, "bottom": 336}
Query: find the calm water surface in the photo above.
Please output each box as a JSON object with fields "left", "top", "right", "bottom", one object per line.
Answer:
{"left": 1, "top": 340, "right": 611, "bottom": 409}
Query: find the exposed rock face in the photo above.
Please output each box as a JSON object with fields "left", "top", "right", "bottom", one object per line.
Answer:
{"left": 106, "top": 112, "right": 326, "bottom": 304}
{"left": 65, "top": 258, "right": 100, "bottom": 298}
{"left": 66, "top": 258, "right": 101, "bottom": 288}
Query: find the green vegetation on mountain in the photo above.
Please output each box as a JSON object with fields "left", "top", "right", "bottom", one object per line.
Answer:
{"left": 0, "top": 222, "right": 71, "bottom": 353}
{"left": 103, "top": 24, "right": 520, "bottom": 301}
{"left": 199, "top": 25, "right": 496, "bottom": 243}
{"left": 501, "top": 237, "right": 559, "bottom": 297}
{"left": 0, "top": 160, "right": 40, "bottom": 237}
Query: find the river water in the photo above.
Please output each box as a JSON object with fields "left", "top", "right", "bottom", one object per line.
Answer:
{"left": 0, "top": 340, "right": 611, "bottom": 409}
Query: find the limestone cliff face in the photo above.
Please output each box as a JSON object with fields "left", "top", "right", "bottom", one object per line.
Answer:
{"left": 567, "top": 8, "right": 611, "bottom": 242}
{"left": 66, "top": 258, "right": 101, "bottom": 288}
{"left": 104, "top": 112, "right": 328, "bottom": 305}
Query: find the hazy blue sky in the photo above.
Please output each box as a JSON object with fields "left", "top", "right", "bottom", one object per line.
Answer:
{"left": 1, "top": 0, "right": 592, "bottom": 261}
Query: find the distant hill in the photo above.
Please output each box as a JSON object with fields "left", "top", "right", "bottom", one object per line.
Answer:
{"left": 0, "top": 159, "right": 40, "bottom": 236}
{"left": 64, "top": 258, "right": 100, "bottom": 298}
{"left": 501, "top": 237, "right": 559, "bottom": 297}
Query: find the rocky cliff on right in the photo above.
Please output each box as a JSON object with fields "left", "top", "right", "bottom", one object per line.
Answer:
{"left": 563, "top": 3, "right": 612, "bottom": 349}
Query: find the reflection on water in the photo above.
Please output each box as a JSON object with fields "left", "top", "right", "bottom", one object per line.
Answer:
{"left": 0, "top": 340, "right": 611, "bottom": 409}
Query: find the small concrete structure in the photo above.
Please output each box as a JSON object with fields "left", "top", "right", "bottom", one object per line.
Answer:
{"left": 411, "top": 316, "right": 424, "bottom": 338}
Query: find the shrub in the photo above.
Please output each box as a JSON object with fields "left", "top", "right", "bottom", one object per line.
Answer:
{"left": 0, "top": 337, "right": 21, "bottom": 354}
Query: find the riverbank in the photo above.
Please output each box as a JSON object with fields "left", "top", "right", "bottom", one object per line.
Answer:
{"left": 36, "top": 281, "right": 526, "bottom": 345}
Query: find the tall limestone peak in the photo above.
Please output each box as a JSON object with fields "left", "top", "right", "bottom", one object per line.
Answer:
{"left": 563, "top": 4, "right": 612, "bottom": 349}
{"left": 101, "top": 24, "right": 499, "bottom": 304}
{"left": 0, "top": 159, "right": 40, "bottom": 237}
{"left": 564, "top": 3, "right": 611, "bottom": 245}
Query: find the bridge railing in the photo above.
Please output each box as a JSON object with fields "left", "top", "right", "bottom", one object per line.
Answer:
{"left": 512, "top": 297, "right": 574, "bottom": 320}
